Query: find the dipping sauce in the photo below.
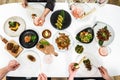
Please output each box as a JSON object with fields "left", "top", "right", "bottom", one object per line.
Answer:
{"left": 27, "top": 55, "right": 36, "bottom": 62}
{"left": 99, "top": 46, "right": 109, "bottom": 56}
{"left": 42, "top": 29, "right": 51, "bottom": 39}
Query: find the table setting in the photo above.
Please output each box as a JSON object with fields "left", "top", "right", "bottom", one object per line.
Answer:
{"left": 0, "top": 0, "right": 120, "bottom": 78}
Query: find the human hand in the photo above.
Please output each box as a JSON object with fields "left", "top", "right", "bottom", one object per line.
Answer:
{"left": 71, "top": 5, "right": 84, "bottom": 19}
{"left": 98, "top": 66, "right": 111, "bottom": 80}
{"left": 22, "top": 0, "right": 28, "bottom": 8}
{"left": 7, "top": 60, "right": 20, "bottom": 72}
{"left": 68, "top": 63, "right": 78, "bottom": 79}
{"left": 37, "top": 73, "right": 47, "bottom": 80}
{"left": 33, "top": 16, "right": 45, "bottom": 26}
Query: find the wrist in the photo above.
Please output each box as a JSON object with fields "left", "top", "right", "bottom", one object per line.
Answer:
{"left": 68, "top": 74, "right": 74, "bottom": 80}
{"left": 4, "top": 66, "right": 11, "bottom": 72}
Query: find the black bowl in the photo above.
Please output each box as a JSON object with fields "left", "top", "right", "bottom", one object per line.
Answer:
{"left": 50, "top": 10, "right": 71, "bottom": 30}
{"left": 76, "top": 27, "right": 94, "bottom": 43}
{"left": 19, "top": 29, "right": 39, "bottom": 48}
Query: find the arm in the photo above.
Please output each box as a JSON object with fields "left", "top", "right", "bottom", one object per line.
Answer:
{"left": 0, "top": 67, "right": 10, "bottom": 80}
{"left": 0, "top": 60, "right": 20, "bottom": 80}
{"left": 40, "top": 0, "right": 55, "bottom": 20}
{"left": 68, "top": 63, "right": 78, "bottom": 80}
{"left": 33, "top": 0, "right": 55, "bottom": 26}
{"left": 45, "top": 0, "right": 55, "bottom": 11}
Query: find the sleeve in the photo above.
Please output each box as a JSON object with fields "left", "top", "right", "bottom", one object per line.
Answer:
{"left": 45, "top": 0, "right": 55, "bottom": 11}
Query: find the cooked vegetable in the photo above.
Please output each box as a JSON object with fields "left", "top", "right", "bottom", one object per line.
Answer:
{"left": 9, "top": 21, "right": 20, "bottom": 31}
{"left": 55, "top": 10, "right": 65, "bottom": 29}
{"left": 9, "top": 21, "right": 16, "bottom": 27}
{"left": 27, "top": 55, "right": 36, "bottom": 62}
{"left": 83, "top": 59, "right": 92, "bottom": 71}
{"left": 56, "top": 33, "right": 70, "bottom": 50}
{"left": 75, "top": 45, "right": 84, "bottom": 54}
{"left": 31, "top": 35, "right": 37, "bottom": 42}
{"left": 76, "top": 31, "right": 93, "bottom": 43}
{"left": 99, "top": 40, "right": 104, "bottom": 46}
{"left": 39, "top": 39, "right": 50, "bottom": 46}
{"left": 74, "top": 63, "right": 80, "bottom": 69}
{"left": 97, "top": 26, "right": 111, "bottom": 46}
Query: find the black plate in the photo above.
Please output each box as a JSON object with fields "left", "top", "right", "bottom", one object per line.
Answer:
{"left": 76, "top": 27, "right": 94, "bottom": 43}
{"left": 50, "top": 10, "right": 71, "bottom": 30}
{"left": 19, "top": 29, "right": 39, "bottom": 48}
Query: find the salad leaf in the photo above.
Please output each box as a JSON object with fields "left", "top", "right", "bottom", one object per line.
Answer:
{"left": 31, "top": 35, "right": 37, "bottom": 42}
{"left": 39, "top": 39, "right": 50, "bottom": 46}
{"left": 99, "top": 40, "right": 104, "bottom": 46}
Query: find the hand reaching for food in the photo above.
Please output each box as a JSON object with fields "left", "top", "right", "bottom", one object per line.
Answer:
{"left": 71, "top": 5, "right": 84, "bottom": 19}
{"left": 68, "top": 63, "right": 78, "bottom": 80}
{"left": 33, "top": 16, "right": 45, "bottom": 26}
{"left": 98, "top": 66, "right": 112, "bottom": 80}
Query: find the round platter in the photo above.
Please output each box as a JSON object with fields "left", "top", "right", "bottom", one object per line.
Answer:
{"left": 4, "top": 16, "right": 26, "bottom": 37}
{"left": 19, "top": 29, "right": 39, "bottom": 48}
{"left": 50, "top": 10, "right": 71, "bottom": 30}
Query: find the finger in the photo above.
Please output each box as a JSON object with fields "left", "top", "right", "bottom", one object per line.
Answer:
{"left": 37, "top": 74, "right": 41, "bottom": 80}
{"left": 69, "top": 63, "right": 73, "bottom": 69}
{"left": 41, "top": 73, "right": 47, "bottom": 80}
{"left": 40, "top": 74, "right": 45, "bottom": 80}
{"left": 98, "top": 67, "right": 105, "bottom": 74}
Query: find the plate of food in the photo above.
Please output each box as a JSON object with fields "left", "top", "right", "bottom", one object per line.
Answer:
{"left": 19, "top": 29, "right": 39, "bottom": 48}
{"left": 76, "top": 25, "right": 94, "bottom": 44}
{"left": 53, "top": 31, "right": 73, "bottom": 52}
{"left": 94, "top": 21, "right": 115, "bottom": 46}
{"left": 75, "top": 54, "right": 102, "bottom": 77}
{"left": 17, "top": 50, "right": 41, "bottom": 75}
{"left": 26, "top": 4, "right": 44, "bottom": 20}
{"left": 4, "top": 16, "right": 26, "bottom": 37}
{"left": 50, "top": 10, "right": 71, "bottom": 30}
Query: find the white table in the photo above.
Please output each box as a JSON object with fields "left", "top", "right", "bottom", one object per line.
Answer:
{"left": 0, "top": 2, "right": 120, "bottom": 77}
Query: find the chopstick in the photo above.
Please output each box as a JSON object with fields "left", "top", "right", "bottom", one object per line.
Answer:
{"left": 80, "top": 8, "right": 96, "bottom": 19}
{"left": 78, "top": 56, "right": 86, "bottom": 65}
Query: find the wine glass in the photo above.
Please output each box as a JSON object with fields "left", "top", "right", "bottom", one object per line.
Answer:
{"left": 43, "top": 54, "right": 53, "bottom": 64}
